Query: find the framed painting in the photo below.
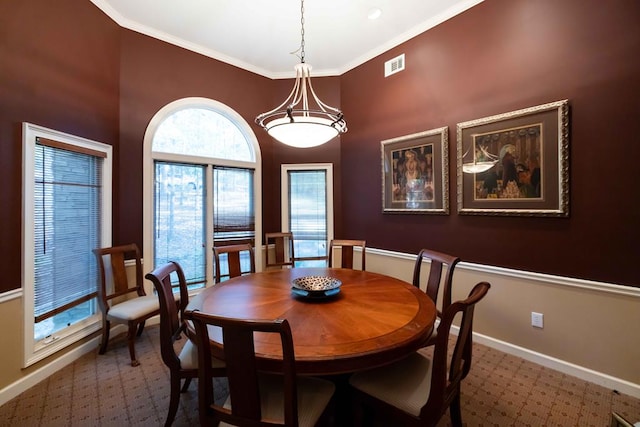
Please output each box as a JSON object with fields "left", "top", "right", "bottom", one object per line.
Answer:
{"left": 457, "top": 100, "right": 569, "bottom": 217}
{"left": 382, "top": 127, "right": 449, "bottom": 214}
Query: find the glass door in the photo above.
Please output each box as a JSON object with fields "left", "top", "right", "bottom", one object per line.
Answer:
{"left": 154, "top": 161, "right": 206, "bottom": 288}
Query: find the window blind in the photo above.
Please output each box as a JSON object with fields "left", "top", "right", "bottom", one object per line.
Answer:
{"left": 288, "top": 170, "right": 327, "bottom": 242}
{"left": 33, "top": 141, "right": 102, "bottom": 322}
{"left": 213, "top": 166, "right": 255, "bottom": 246}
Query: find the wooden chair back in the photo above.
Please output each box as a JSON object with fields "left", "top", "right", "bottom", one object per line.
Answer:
{"left": 185, "top": 311, "right": 299, "bottom": 426}
{"left": 418, "top": 281, "right": 490, "bottom": 425}
{"left": 145, "top": 261, "right": 190, "bottom": 372}
{"left": 93, "top": 243, "right": 159, "bottom": 366}
{"left": 213, "top": 243, "right": 256, "bottom": 283}
{"left": 349, "top": 281, "right": 490, "bottom": 427}
{"left": 328, "top": 239, "right": 366, "bottom": 270}
{"left": 265, "top": 232, "right": 295, "bottom": 269}
{"left": 412, "top": 249, "right": 461, "bottom": 314}
{"left": 145, "top": 261, "right": 201, "bottom": 426}
{"left": 94, "top": 243, "right": 145, "bottom": 307}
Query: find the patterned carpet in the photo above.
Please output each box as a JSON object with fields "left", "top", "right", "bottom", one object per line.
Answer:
{"left": 0, "top": 324, "right": 638, "bottom": 426}
{"left": 0, "top": 327, "right": 227, "bottom": 426}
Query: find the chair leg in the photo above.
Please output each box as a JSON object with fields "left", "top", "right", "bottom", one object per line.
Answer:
{"left": 318, "top": 394, "right": 336, "bottom": 427}
{"left": 136, "top": 320, "right": 146, "bottom": 337}
{"left": 98, "top": 318, "right": 110, "bottom": 355}
{"left": 165, "top": 373, "right": 181, "bottom": 427}
{"left": 450, "top": 391, "right": 463, "bottom": 427}
{"left": 180, "top": 377, "right": 192, "bottom": 393}
{"left": 351, "top": 396, "right": 365, "bottom": 427}
{"left": 127, "top": 322, "right": 140, "bottom": 367}
{"left": 198, "top": 377, "right": 214, "bottom": 427}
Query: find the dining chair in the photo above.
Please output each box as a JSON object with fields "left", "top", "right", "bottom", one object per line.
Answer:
{"left": 93, "top": 243, "right": 160, "bottom": 367}
{"left": 213, "top": 243, "right": 256, "bottom": 283}
{"left": 349, "top": 281, "right": 491, "bottom": 427}
{"left": 265, "top": 232, "right": 296, "bottom": 269}
{"left": 185, "top": 310, "right": 336, "bottom": 427}
{"left": 412, "top": 248, "right": 461, "bottom": 347}
{"left": 145, "top": 261, "right": 226, "bottom": 426}
{"left": 328, "top": 239, "right": 366, "bottom": 270}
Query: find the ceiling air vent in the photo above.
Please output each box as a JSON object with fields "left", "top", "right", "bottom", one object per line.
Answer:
{"left": 384, "top": 54, "right": 405, "bottom": 77}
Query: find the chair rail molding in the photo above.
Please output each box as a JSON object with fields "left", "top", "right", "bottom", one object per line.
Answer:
{"left": 367, "top": 247, "right": 640, "bottom": 298}
{"left": 0, "top": 288, "right": 22, "bottom": 304}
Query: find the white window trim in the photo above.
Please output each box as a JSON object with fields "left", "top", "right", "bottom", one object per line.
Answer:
{"left": 142, "top": 97, "right": 263, "bottom": 288}
{"left": 281, "top": 163, "right": 334, "bottom": 243}
{"left": 22, "top": 122, "right": 112, "bottom": 367}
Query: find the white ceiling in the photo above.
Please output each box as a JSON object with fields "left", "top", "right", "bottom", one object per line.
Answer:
{"left": 90, "top": 0, "right": 483, "bottom": 79}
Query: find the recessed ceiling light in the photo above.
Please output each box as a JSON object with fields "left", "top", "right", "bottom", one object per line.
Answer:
{"left": 368, "top": 8, "right": 382, "bottom": 20}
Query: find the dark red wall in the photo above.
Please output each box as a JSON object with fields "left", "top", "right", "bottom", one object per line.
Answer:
{"left": 340, "top": 0, "right": 640, "bottom": 286}
{"left": 2, "top": 0, "right": 639, "bottom": 292}
{"left": 0, "top": 0, "right": 342, "bottom": 295}
{"left": 116, "top": 32, "right": 342, "bottom": 245}
{"left": 0, "top": 0, "right": 120, "bottom": 292}
{"left": 117, "top": 31, "right": 269, "bottom": 246}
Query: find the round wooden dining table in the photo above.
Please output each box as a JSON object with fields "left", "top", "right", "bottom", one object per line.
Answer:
{"left": 187, "top": 267, "right": 436, "bottom": 375}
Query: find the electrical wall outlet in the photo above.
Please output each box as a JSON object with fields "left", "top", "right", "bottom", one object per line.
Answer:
{"left": 531, "top": 312, "right": 544, "bottom": 328}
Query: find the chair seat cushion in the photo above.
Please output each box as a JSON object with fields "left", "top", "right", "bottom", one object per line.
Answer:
{"left": 178, "top": 338, "right": 226, "bottom": 371}
{"left": 424, "top": 317, "right": 441, "bottom": 345}
{"left": 220, "top": 374, "right": 335, "bottom": 427}
{"left": 349, "top": 351, "right": 433, "bottom": 417}
{"left": 107, "top": 295, "right": 159, "bottom": 320}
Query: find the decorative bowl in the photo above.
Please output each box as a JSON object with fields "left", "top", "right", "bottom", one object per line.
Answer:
{"left": 291, "top": 276, "right": 342, "bottom": 299}
{"left": 292, "top": 276, "right": 342, "bottom": 292}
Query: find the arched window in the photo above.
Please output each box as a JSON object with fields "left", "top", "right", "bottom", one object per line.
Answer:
{"left": 153, "top": 108, "right": 253, "bottom": 160}
{"left": 143, "top": 98, "right": 262, "bottom": 290}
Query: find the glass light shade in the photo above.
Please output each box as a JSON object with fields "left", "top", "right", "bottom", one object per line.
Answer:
{"left": 256, "top": 62, "right": 346, "bottom": 148}
{"left": 256, "top": 2, "right": 347, "bottom": 148}
{"left": 265, "top": 116, "right": 343, "bottom": 148}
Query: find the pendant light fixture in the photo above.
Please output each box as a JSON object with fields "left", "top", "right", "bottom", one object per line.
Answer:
{"left": 255, "top": 0, "right": 347, "bottom": 148}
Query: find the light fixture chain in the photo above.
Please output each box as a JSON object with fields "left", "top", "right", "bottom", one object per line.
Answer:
{"left": 255, "top": 0, "right": 347, "bottom": 147}
{"left": 300, "top": 0, "right": 305, "bottom": 63}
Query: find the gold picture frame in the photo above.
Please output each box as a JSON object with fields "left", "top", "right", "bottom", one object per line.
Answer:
{"left": 457, "top": 100, "right": 569, "bottom": 217}
{"left": 382, "top": 127, "right": 449, "bottom": 214}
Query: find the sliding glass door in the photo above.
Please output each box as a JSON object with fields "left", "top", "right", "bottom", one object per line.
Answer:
{"left": 154, "top": 162, "right": 206, "bottom": 287}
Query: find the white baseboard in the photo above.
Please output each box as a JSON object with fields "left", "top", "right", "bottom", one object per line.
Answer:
{"left": 0, "top": 335, "right": 101, "bottom": 407}
{"left": 460, "top": 327, "right": 640, "bottom": 399}
{"left": 0, "top": 319, "right": 157, "bottom": 407}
